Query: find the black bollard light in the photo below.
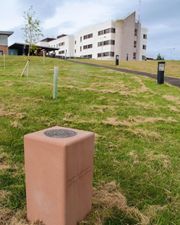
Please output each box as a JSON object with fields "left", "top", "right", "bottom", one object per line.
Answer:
{"left": 115, "top": 55, "right": 119, "bottom": 66}
{"left": 157, "top": 61, "right": 165, "bottom": 84}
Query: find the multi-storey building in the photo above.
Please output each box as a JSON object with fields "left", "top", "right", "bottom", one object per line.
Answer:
{"left": 38, "top": 12, "right": 148, "bottom": 60}
{"left": 38, "top": 34, "right": 75, "bottom": 58}
{"left": 0, "top": 31, "right": 13, "bottom": 55}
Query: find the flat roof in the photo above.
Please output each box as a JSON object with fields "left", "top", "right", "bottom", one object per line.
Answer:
{"left": 0, "top": 31, "right": 14, "bottom": 37}
{"left": 9, "top": 43, "right": 59, "bottom": 51}
{"left": 57, "top": 34, "right": 67, "bottom": 39}
{"left": 40, "top": 37, "right": 56, "bottom": 42}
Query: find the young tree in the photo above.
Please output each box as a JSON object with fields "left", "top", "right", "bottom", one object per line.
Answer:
{"left": 21, "top": 6, "right": 43, "bottom": 76}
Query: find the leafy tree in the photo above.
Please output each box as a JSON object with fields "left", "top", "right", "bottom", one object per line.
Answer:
{"left": 21, "top": 6, "right": 43, "bottom": 76}
{"left": 22, "top": 6, "right": 43, "bottom": 56}
{"left": 156, "top": 53, "right": 164, "bottom": 60}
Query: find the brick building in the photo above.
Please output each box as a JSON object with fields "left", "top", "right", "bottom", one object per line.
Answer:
{"left": 0, "top": 31, "right": 13, "bottom": 55}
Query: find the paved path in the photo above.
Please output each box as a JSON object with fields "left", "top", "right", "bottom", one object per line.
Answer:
{"left": 69, "top": 60, "right": 180, "bottom": 88}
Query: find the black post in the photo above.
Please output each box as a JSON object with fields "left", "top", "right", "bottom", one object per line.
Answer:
{"left": 157, "top": 61, "right": 165, "bottom": 84}
{"left": 115, "top": 55, "right": 119, "bottom": 66}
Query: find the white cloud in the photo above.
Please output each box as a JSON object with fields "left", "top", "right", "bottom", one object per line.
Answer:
{"left": 0, "top": 0, "right": 23, "bottom": 30}
{"left": 43, "top": 0, "right": 137, "bottom": 34}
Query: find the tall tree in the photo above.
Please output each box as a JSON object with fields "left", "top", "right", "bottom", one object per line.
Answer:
{"left": 21, "top": 6, "right": 43, "bottom": 76}
{"left": 156, "top": 53, "right": 164, "bottom": 61}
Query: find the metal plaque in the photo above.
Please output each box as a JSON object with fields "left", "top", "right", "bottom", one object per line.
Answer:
{"left": 44, "top": 129, "right": 77, "bottom": 138}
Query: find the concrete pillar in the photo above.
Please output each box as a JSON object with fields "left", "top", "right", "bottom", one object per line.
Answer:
{"left": 24, "top": 126, "right": 95, "bottom": 225}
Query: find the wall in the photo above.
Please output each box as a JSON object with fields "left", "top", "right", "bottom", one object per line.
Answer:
{"left": 0, "top": 35, "right": 8, "bottom": 46}
{"left": 121, "top": 12, "right": 136, "bottom": 60}
{"left": 0, "top": 45, "right": 8, "bottom": 54}
{"left": 0, "top": 34, "right": 8, "bottom": 54}
{"left": 50, "top": 35, "right": 74, "bottom": 57}
{"left": 74, "top": 21, "right": 116, "bottom": 60}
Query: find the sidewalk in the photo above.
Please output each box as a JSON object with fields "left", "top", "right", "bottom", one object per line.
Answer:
{"left": 69, "top": 60, "right": 180, "bottom": 88}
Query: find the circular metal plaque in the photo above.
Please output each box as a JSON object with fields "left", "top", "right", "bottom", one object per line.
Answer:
{"left": 44, "top": 129, "right": 77, "bottom": 138}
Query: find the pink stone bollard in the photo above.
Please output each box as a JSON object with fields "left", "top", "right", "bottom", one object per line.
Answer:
{"left": 24, "top": 126, "right": 95, "bottom": 225}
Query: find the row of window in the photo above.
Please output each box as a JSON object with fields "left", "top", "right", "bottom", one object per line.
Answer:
{"left": 97, "top": 52, "right": 115, "bottom": 57}
{"left": 65, "top": 44, "right": 146, "bottom": 54}
{"left": 98, "top": 28, "right": 116, "bottom": 36}
{"left": 83, "top": 44, "right": 93, "bottom": 50}
{"left": 59, "top": 50, "right": 65, "bottom": 54}
{"left": 83, "top": 33, "right": 93, "bottom": 40}
{"left": 78, "top": 39, "right": 116, "bottom": 51}
{"left": 82, "top": 52, "right": 115, "bottom": 58}
{"left": 78, "top": 28, "right": 116, "bottom": 42}
{"left": 98, "top": 40, "right": 115, "bottom": 46}
{"left": 58, "top": 51, "right": 146, "bottom": 60}
{"left": 82, "top": 54, "right": 92, "bottom": 58}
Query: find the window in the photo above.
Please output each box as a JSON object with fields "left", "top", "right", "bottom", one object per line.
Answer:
{"left": 83, "top": 44, "right": 93, "bottom": 49}
{"left": 83, "top": 33, "right": 93, "bottom": 40}
{"left": 109, "top": 52, "right": 115, "bottom": 57}
{"left": 59, "top": 42, "right": 64, "bottom": 46}
{"left": 98, "top": 28, "right": 115, "bottom": 36}
{"left": 104, "top": 28, "right": 110, "bottom": 34}
{"left": 98, "top": 30, "right": 104, "bottom": 36}
{"left": 143, "top": 34, "right": 147, "bottom": 39}
{"left": 75, "top": 49, "right": 76, "bottom": 53}
{"left": 111, "top": 28, "right": 116, "bottom": 33}
{"left": 80, "top": 46, "right": 82, "bottom": 51}
{"left": 80, "top": 37, "right": 82, "bottom": 42}
{"left": 142, "top": 55, "right": 146, "bottom": 60}
{"left": 133, "top": 52, "right": 136, "bottom": 60}
{"left": 59, "top": 50, "right": 65, "bottom": 54}
{"left": 75, "top": 41, "right": 76, "bottom": 44}
{"left": 143, "top": 45, "right": 146, "bottom": 50}
{"left": 134, "top": 41, "right": 137, "bottom": 48}
{"left": 134, "top": 29, "right": 138, "bottom": 36}
{"left": 83, "top": 54, "right": 92, "bottom": 58}
{"left": 98, "top": 40, "right": 115, "bottom": 47}
{"left": 97, "top": 52, "right": 115, "bottom": 57}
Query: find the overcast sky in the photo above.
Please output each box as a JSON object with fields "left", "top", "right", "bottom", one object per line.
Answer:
{"left": 1, "top": 0, "right": 180, "bottom": 59}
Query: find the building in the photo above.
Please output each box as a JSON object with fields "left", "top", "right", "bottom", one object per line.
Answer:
{"left": 0, "top": 31, "right": 13, "bottom": 55}
{"left": 40, "top": 11, "right": 148, "bottom": 60}
{"left": 9, "top": 43, "right": 58, "bottom": 55}
{"left": 38, "top": 34, "right": 75, "bottom": 58}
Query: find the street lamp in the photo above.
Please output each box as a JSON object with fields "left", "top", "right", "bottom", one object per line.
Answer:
{"left": 157, "top": 61, "right": 165, "bottom": 84}
{"left": 115, "top": 55, "right": 119, "bottom": 66}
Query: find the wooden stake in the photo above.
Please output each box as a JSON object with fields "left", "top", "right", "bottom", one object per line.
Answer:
{"left": 3, "top": 53, "right": 5, "bottom": 69}
{"left": 21, "top": 59, "right": 30, "bottom": 77}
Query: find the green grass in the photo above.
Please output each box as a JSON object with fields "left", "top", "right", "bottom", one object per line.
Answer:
{"left": 0, "top": 56, "right": 180, "bottom": 225}
{"left": 71, "top": 58, "right": 180, "bottom": 78}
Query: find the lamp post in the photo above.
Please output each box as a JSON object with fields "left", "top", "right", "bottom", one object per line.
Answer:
{"left": 157, "top": 61, "right": 165, "bottom": 84}
{"left": 115, "top": 55, "right": 119, "bottom": 66}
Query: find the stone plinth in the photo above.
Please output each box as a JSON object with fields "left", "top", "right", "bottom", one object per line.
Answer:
{"left": 24, "top": 126, "right": 95, "bottom": 225}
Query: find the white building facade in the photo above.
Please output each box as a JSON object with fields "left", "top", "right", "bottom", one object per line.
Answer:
{"left": 39, "top": 12, "right": 147, "bottom": 60}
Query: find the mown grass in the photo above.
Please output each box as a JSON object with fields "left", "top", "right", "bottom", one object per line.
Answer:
{"left": 0, "top": 56, "right": 180, "bottom": 225}
{"left": 71, "top": 58, "right": 180, "bottom": 78}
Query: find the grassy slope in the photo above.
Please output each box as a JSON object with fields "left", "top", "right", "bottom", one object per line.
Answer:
{"left": 71, "top": 59, "right": 180, "bottom": 78}
{"left": 0, "top": 56, "right": 180, "bottom": 225}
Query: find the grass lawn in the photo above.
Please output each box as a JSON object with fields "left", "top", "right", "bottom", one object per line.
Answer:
{"left": 0, "top": 56, "right": 180, "bottom": 225}
{"left": 71, "top": 58, "right": 180, "bottom": 78}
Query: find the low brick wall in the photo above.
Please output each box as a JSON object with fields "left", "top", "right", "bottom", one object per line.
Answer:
{"left": 0, "top": 45, "right": 8, "bottom": 54}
